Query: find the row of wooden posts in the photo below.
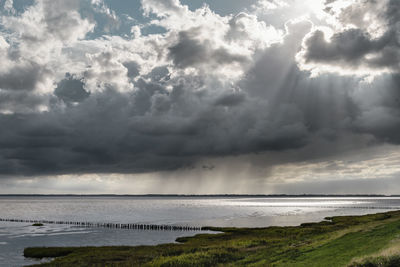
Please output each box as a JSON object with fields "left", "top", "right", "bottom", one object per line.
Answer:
{"left": 0, "top": 218, "right": 202, "bottom": 231}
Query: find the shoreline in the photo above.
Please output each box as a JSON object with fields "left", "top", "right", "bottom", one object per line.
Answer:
{"left": 1, "top": 194, "right": 398, "bottom": 197}
{"left": 24, "top": 210, "right": 400, "bottom": 267}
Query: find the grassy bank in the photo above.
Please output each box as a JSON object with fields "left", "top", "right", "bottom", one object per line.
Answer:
{"left": 24, "top": 211, "right": 400, "bottom": 266}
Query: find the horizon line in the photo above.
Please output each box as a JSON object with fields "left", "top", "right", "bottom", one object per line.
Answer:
{"left": 0, "top": 194, "right": 398, "bottom": 197}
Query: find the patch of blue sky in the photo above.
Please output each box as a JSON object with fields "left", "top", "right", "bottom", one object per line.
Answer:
{"left": 81, "top": 0, "right": 167, "bottom": 39}
{"left": 0, "top": 0, "right": 35, "bottom": 14}
{"left": 180, "top": 0, "right": 259, "bottom": 15}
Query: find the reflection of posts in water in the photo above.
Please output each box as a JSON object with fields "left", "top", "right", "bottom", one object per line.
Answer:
{"left": 0, "top": 217, "right": 202, "bottom": 231}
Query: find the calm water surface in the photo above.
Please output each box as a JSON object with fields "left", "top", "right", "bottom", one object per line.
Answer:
{"left": 1, "top": 196, "right": 400, "bottom": 266}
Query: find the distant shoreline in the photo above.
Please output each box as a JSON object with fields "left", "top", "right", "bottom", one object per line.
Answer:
{"left": 0, "top": 194, "right": 398, "bottom": 197}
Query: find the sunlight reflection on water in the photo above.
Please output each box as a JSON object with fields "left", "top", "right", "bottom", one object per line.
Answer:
{"left": 1, "top": 196, "right": 400, "bottom": 266}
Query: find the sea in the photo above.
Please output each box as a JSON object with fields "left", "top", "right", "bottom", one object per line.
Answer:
{"left": 1, "top": 195, "right": 400, "bottom": 266}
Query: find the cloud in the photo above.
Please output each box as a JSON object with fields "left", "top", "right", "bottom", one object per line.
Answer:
{"left": 214, "top": 92, "right": 246, "bottom": 107}
{"left": 123, "top": 61, "right": 141, "bottom": 79}
{"left": 2, "top": 0, "right": 94, "bottom": 44}
{"left": 352, "top": 74, "right": 400, "bottom": 143}
{"left": 141, "top": 0, "right": 186, "bottom": 17}
{"left": 83, "top": 50, "right": 132, "bottom": 92}
{"left": 0, "top": 0, "right": 400, "bottom": 190}
{"left": 168, "top": 28, "right": 248, "bottom": 69}
{"left": 3, "top": 0, "right": 15, "bottom": 14}
{"left": 90, "top": 0, "right": 120, "bottom": 33}
{"left": 0, "top": 90, "right": 47, "bottom": 114}
{"left": 254, "top": 0, "right": 287, "bottom": 11}
{"left": 297, "top": 0, "right": 400, "bottom": 75}
{"left": 54, "top": 73, "right": 90, "bottom": 103}
{"left": 0, "top": 62, "right": 44, "bottom": 91}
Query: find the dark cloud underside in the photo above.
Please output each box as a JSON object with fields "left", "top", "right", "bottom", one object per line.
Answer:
{"left": 0, "top": 0, "right": 399, "bottom": 180}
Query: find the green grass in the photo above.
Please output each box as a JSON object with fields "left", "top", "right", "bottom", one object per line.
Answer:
{"left": 24, "top": 211, "right": 400, "bottom": 267}
{"left": 349, "top": 255, "right": 400, "bottom": 267}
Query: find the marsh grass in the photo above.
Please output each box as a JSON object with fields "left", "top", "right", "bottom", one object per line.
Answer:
{"left": 348, "top": 255, "right": 400, "bottom": 267}
{"left": 24, "top": 211, "right": 400, "bottom": 267}
{"left": 348, "top": 235, "right": 400, "bottom": 266}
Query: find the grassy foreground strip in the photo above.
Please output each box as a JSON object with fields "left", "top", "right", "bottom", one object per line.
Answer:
{"left": 24, "top": 211, "right": 400, "bottom": 267}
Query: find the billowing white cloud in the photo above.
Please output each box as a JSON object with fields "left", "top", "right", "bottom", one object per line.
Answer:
{"left": 253, "top": 0, "right": 288, "bottom": 12}
{"left": 3, "top": 0, "right": 15, "bottom": 14}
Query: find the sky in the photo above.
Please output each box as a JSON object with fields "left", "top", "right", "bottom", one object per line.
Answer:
{"left": 0, "top": 0, "right": 399, "bottom": 194}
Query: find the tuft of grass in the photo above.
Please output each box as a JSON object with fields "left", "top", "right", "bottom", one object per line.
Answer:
{"left": 23, "top": 210, "right": 400, "bottom": 267}
{"left": 32, "top": 223, "right": 44, "bottom": 226}
{"left": 348, "top": 255, "right": 400, "bottom": 267}
{"left": 149, "top": 249, "right": 243, "bottom": 267}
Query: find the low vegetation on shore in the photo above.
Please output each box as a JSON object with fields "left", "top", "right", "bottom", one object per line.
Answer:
{"left": 24, "top": 210, "right": 400, "bottom": 266}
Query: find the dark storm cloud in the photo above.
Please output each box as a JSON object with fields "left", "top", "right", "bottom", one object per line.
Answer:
{"left": 301, "top": 0, "right": 400, "bottom": 71}
{"left": 0, "top": 56, "right": 311, "bottom": 176}
{"left": 1, "top": 0, "right": 400, "bottom": 178}
{"left": 168, "top": 28, "right": 248, "bottom": 68}
{"left": 0, "top": 62, "right": 43, "bottom": 91}
{"left": 0, "top": 90, "right": 46, "bottom": 113}
{"left": 123, "top": 61, "right": 141, "bottom": 78}
{"left": 0, "top": 88, "right": 195, "bottom": 175}
{"left": 214, "top": 92, "right": 246, "bottom": 106}
{"left": 353, "top": 74, "right": 400, "bottom": 143}
{"left": 302, "top": 28, "right": 399, "bottom": 69}
{"left": 0, "top": 23, "right": 350, "bottom": 175}
{"left": 54, "top": 74, "right": 90, "bottom": 103}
